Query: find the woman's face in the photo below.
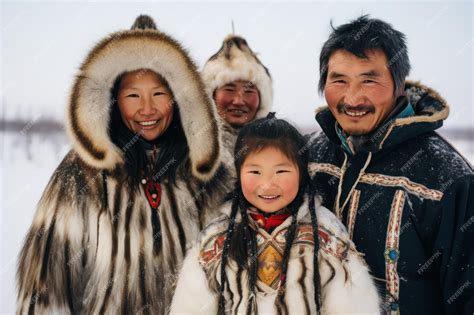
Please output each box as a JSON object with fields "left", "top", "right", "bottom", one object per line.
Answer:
{"left": 117, "top": 70, "right": 174, "bottom": 141}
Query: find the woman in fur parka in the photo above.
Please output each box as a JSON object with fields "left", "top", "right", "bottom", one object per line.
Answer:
{"left": 16, "top": 15, "right": 231, "bottom": 314}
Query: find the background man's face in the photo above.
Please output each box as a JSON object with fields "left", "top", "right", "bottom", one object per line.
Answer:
{"left": 324, "top": 49, "right": 396, "bottom": 136}
{"left": 214, "top": 80, "right": 260, "bottom": 127}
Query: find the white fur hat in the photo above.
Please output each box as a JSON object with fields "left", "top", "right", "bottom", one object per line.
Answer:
{"left": 202, "top": 35, "right": 273, "bottom": 119}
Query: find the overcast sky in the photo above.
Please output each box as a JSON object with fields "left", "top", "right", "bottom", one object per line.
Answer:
{"left": 2, "top": 1, "right": 473, "bottom": 129}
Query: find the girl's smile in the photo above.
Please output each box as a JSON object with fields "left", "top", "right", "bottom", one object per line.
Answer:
{"left": 240, "top": 147, "right": 300, "bottom": 213}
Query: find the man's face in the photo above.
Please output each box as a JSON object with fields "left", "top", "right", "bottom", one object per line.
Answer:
{"left": 214, "top": 80, "right": 260, "bottom": 127}
{"left": 324, "top": 49, "right": 396, "bottom": 136}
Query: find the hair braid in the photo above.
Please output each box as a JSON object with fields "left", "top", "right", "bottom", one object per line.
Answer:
{"left": 217, "top": 192, "right": 240, "bottom": 315}
{"left": 237, "top": 198, "right": 259, "bottom": 314}
{"left": 309, "top": 187, "right": 322, "bottom": 313}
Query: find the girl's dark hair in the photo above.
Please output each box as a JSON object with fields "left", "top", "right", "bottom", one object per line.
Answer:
{"left": 217, "top": 114, "right": 322, "bottom": 314}
{"left": 108, "top": 71, "right": 189, "bottom": 188}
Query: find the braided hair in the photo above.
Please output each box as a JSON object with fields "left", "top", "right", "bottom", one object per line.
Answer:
{"left": 217, "top": 114, "right": 322, "bottom": 314}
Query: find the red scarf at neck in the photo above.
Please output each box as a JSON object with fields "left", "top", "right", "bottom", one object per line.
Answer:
{"left": 249, "top": 211, "right": 291, "bottom": 231}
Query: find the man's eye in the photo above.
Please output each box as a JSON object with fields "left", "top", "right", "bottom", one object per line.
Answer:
{"left": 333, "top": 80, "right": 346, "bottom": 84}
{"left": 363, "top": 80, "right": 375, "bottom": 84}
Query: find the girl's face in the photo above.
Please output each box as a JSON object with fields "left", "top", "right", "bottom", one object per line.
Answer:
{"left": 240, "top": 147, "right": 300, "bottom": 213}
{"left": 117, "top": 70, "right": 174, "bottom": 141}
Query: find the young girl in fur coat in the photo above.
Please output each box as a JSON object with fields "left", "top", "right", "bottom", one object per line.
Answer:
{"left": 170, "top": 115, "right": 380, "bottom": 314}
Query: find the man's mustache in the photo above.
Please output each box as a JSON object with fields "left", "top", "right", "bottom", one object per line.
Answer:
{"left": 336, "top": 102, "right": 375, "bottom": 114}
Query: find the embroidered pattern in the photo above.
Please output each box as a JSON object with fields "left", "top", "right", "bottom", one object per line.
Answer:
{"left": 199, "top": 223, "right": 351, "bottom": 273}
{"left": 347, "top": 190, "right": 360, "bottom": 240}
{"left": 308, "top": 162, "right": 341, "bottom": 178}
{"left": 385, "top": 190, "right": 405, "bottom": 314}
{"left": 309, "top": 163, "right": 443, "bottom": 201}
{"left": 200, "top": 232, "right": 227, "bottom": 267}
{"left": 361, "top": 173, "right": 443, "bottom": 201}
{"left": 257, "top": 243, "right": 283, "bottom": 289}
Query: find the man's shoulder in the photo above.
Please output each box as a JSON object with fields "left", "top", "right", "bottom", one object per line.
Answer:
{"left": 304, "top": 130, "right": 337, "bottom": 160}
{"left": 379, "top": 131, "right": 473, "bottom": 195}
{"left": 408, "top": 132, "right": 472, "bottom": 175}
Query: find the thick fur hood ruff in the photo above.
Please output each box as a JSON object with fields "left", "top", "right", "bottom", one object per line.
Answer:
{"left": 202, "top": 34, "right": 273, "bottom": 120}
{"left": 66, "top": 15, "right": 221, "bottom": 180}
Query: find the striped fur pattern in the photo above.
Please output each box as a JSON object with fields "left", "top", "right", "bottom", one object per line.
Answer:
{"left": 17, "top": 15, "right": 232, "bottom": 314}
{"left": 17, "top": 153, "right": 230, "bottom": 314}
{"left": 170, "top": 199, "right": 381, "bottom": 314}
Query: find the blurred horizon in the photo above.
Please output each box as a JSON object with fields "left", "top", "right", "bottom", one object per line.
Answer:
{"left": 2, "top": 1, "right": 473, "bottom": 128}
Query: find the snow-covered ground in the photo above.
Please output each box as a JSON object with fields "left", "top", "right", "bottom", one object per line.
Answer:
{"left": 0, "top": 131, "right": 472, "bottom": 313}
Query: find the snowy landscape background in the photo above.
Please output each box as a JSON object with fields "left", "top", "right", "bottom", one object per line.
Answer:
{"left": 1, "top": 1, "right": 472, "bottom": 313}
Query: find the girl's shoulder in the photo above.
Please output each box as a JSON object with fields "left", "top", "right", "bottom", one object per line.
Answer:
{"left": 315, "top": 205, "right": 349, "bottom": 240}
{"left": 197, "top": 201, "right": 232, "bottom": 268}
{"left": 298, "top": 197, "right": 349, "bottom": 241}
{"left": 295, "top": 201, "right": 354, "bottom": 260}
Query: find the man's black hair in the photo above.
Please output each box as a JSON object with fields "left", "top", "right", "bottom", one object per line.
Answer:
{"left": 319, "top": 14, "right": 410, "bottom": 96}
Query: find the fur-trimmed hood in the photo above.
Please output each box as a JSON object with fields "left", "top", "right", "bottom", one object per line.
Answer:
{"left": 65, "top": 15, "right": 221, "bottom": 180}
{"left": 315, "top": 80, "right": 450, "bottom": 152}
{"left": 202, "top": 35, "right": 273, "bottom": 121}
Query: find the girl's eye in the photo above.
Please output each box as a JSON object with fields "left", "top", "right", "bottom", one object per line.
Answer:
{"left": 276, "top": 170, "right": 290, "bottom": 174}
{"left": 244, "top": 89, "right": 257, "bottom": 94}
{"left": 126, "top": 93, "right": 139, "bottom": 98}
{"left": 248, "top": 170, "right": 260, "bottom": 175}
{"left": 154, "top": 92, "right": 165, "bottom": 96}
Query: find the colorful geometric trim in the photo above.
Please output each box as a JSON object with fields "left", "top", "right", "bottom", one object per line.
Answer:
{"left": 385, "top": 190, "right": 405, "bottom": 314}
{"left": 200, "top": 231, "right": 227, "bottom": 267}
{"left": 346, "top": 190, "right": 360, "bottom": 240}
{"left": 309, "top": 163, "right": 443, "bottom": 201}
{"left": 198, "top": 222, "right": 352, "bottom": 272}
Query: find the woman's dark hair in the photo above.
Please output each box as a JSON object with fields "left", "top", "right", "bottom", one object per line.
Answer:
{"left": 108, "top": 71, "right": 189, "bottom": 188}
{"left": 217, "top": 114, "right": 322, "bottom": 314}
{"left": 319, "top": 14, "right": 410, "bottom": 96}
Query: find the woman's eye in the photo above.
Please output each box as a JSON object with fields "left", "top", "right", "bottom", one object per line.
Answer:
{"left": 363, "top": 80, "right": 375, "bottom": 84}
{"left": 333, "top": 80, "right": 345, "bottom": 84}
